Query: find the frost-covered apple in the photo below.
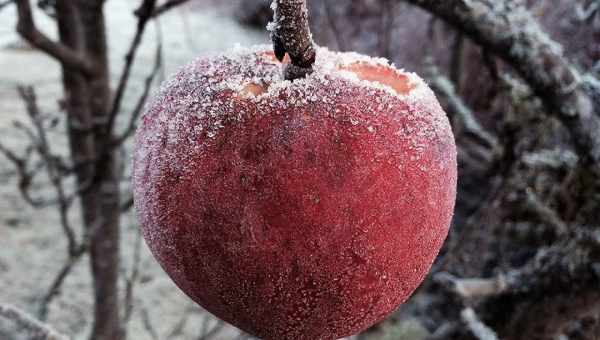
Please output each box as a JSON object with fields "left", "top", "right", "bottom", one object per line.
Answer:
{"left": 133, "top": 46, "right": 456, "bottom": 340}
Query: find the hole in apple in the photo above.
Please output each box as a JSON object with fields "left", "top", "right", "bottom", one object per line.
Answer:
{"left": 240, "top": 82, "right": 268, "bottom": 98}
{"left": 340, "top": 62, "right": 414, "bottom": 95}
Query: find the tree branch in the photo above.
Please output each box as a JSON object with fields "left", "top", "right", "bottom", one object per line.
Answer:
{"left": 151, "top": 0, "right": 190, "bottom": 18}
{"left": 106, "top": 0, "right": 157, "bottom": 134}
{"left": 0, "top": 303, "right": 69, "bottom": 340}
{"left": 269, "top": 0, "right": 316, "bottom": 80}
{"left": 426, "top": 66, "right": 499, "bottom": 149}
{"left": 14, "top": 0, "right": 94, "bottom": 76}
{"left": 460, "top": 308, "right": 499, "bottom": 340}
{"left": 404, "top": 0, "right": 600, "bottom": 172}
{"left": 113, "top": 41, "right": 163, "bottom": 145}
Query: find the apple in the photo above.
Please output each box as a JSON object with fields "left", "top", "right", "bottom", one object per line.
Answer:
{"left": 133, "top": 45, "right": 456, "bottom": 340}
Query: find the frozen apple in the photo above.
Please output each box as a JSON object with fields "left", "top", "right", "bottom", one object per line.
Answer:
{"left": 133, "top": 45, "right": 456, "bottom": 340}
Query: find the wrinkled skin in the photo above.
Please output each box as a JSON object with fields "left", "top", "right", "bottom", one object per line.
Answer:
{"left": 133, "top": 47, "right": 457, "bottom": 340}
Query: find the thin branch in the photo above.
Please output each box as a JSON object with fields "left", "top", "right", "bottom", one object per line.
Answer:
{"left": 120, "top": 229, "right": 143, "bottom": 338}
{"left": 38, "top": 247, "right": 86, "bottom": 320}
{"left": 0, "top": 139, "right": 43, "bottom": 207}
{"left": 106, "top": 0, "right": 157, "bottom": 134}
{"left": 460, "top": 308, "right": 499, "bottom": 340}
{"left": 436, "top": 229, "right": 600, "bottom": 300}
{"left": 151, "top": 0, "right": 190, "bottom": 18}
{"left": 435, "top": 272, "right": 508, "bottom": 299}
{"left": 13, "top": 86, "right": 90, "bottom": 321}
{"left": 269, "top": 0, "right": 316, "bottom": 80}
{"left": 14, "top": 0, "right": 94, "bottom": 76}
{"left": 426, "top": 66, "right": 499, "bottom": 149}
{"left": 0, "top": 303, "right": 70, "bottom": 340}
{"left": 166, "top": 304, "right": 196, "bottom": 339}
{"left": 18, "top": 86, "right": 78, "bottom": 255}
{"left": 139, "top": 305, "right": 160, "bottom": 340}
{"left": 121, "top": 194, "right": 134, "bottom": 212}
{"left": 197, "top": 318, "right": 225, "bottom": 340}
{"left": 522, "top": 188, "right": 569, "bottom": 236}
{"left": 113, "top": 41, "right": 163, "bottom": 146}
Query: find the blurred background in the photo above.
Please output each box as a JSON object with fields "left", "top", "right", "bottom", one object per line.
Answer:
{"left": 0, "top": 0, "right": 598, "bottom": 339}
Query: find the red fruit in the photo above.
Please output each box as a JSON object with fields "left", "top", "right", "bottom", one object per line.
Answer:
{"left": 133, "top": 46, "right": 456, "bottom": 340}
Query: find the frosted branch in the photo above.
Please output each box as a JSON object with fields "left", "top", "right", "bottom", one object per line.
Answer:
{"left": 0, "top": 303, "right": 69, "bottom": 340}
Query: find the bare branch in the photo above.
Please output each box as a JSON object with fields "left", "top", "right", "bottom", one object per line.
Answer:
{"left": 426, "top": 66, "right": 499, "bottom": 149}
{"left": 460, "top": 308, "right": 499, "bottom": 340}
{"left": 139, "top": 305, "right": 160, "bottom": 340}
{"left": 12, "top": 86, "right": 91, "bottom": 321}
{"left": 114, "top": 41, "right": 163, "bottom": 145}
{"left": 106, "top": 0, "right": 157, "bottom": 134}
{"left": 522, "top": 188, "right": 569, "bottom": 236}
{"left": 14, "top": 0, "right": 94, "bottom": 76}
{"left": 198, "top": 318, "right": 225, "bottom": 340}
{"left": 120, "top": 229, "right": 143, "bottom": 338}
{"left": 151, "top": 0, "right": 190, "bottom": 18}
{"left": 0, "top": 303, "right": 70, "bottom": 340}
{"left": 18, "top": 86, "right": 78, "bottom": 255}
{"left": 435, "top": 272, "right": 508, "bottom": 299}
{"left": 166, "top": 304, "right": 196, "bottom": 339}
{"left": 269, "top": 0, "right": 316, "bottom": 80}
{"left": 38, "top": 247, "right": 86, "bottom": 320}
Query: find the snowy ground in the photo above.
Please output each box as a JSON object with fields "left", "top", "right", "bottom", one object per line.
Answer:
{"left": 0, "top": 2, "right": 268, "bottom": 339}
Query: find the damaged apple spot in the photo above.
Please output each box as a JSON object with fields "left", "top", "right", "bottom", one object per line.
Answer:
{"left": 340, "top": 62, "right": 415, "bottom": 95}
{"left": 240, "top": 82, "right": 268, "bottom": 98}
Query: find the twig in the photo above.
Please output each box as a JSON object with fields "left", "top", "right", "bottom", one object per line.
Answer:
{"left": 460, "top": 308, "right": 499, "bottom": 340}
{"left": 269, "top": 0, "right": 316, "bottom": 80}
{"left": 120, "top": 228, "right": 144, "bottom": 338}
{"left": 106, "top": 0, "right": 157, "bottom": 134}
{"left": 114, "top": 41, "right": 163, "bottom": 146}
{"left": 426, "top": 66, "right": 499, "bottom": 149}
{"left": 151, "top": 0, "right": 190, "bottom": 18}
{"left": 0, "top": 303, "right": 70, "bottom": 340}
{"left": 437, "top": 229, "right": 600, "bottom": 301}
{"left": 139, "top": 305, "right": 160, "bottom": 340}
{"left": 38, "top": 247, "right": 86, "bottom": 320}
{"left": 435, "top": 272, "right": 508, "bottom": 299}
{"left": 522, "top": 188, "right": 569, "bottom": 236}
{"left": 0, "top": 138, "right": 45, "bottom": 207}
{"left": 18, "top": 86, "right": 78, "bottom": 255}
{"left": 198, "top": 318, "right": 224, "bottom": 340}
{"left": 166, "top": 306, "right": 193, "bottom": 339}
{"left": 14, "top": 86, "right": 90, "bottom": 321}
{"left": 14, "top": 0, "right": 94, "bottom": 76}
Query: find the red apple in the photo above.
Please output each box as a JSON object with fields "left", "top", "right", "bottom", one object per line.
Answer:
{"left": 133, "top": 46, "right": 456, "bottom": 340}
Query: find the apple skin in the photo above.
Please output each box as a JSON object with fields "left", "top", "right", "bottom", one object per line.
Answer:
{"left": 133, "top": 46, "right": 456, "bottom": 340}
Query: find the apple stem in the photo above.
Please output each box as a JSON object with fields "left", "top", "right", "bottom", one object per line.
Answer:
{"left": 269, "top": 0, "right": 316, "bottom": 80}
